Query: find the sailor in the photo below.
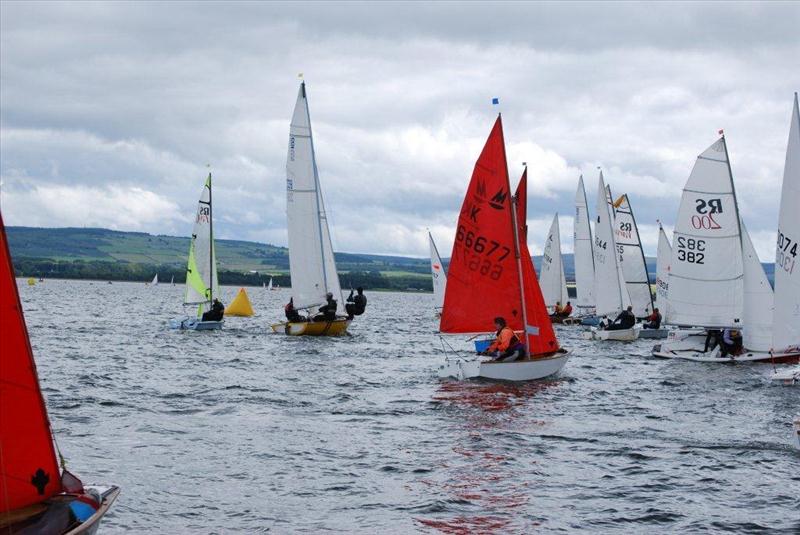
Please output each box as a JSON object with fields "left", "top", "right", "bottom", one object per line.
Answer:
{"left": 560, "top": 301, "right": 573, "bottom": 317}
{"left": 314, "top": 292, "right": 337, "bottom": 322}
{"left": 720, "top": 328, "right": 743, "bottom": 357}
{"left": 605, "top": 305, "right": 635, "bottom": 331}
{"left": 704, "top": 329, "right": 722, "bottom": 353}
{"left": 284, "top": 298, "right": 306, "bottom": 323}
{"left": 643, "top": 308, "right": 662, "bottom": 329}
{"left": 202, "top": 298, "right": 225, "bottom": 321}
{"left": 345, "top": 287, "right": 367, "bottom": 320}
{"left": 553, "top": 301, "right": 564, "bottom": 315}
{"left": 480, "top": 317, "right": 526, "bottom": 362}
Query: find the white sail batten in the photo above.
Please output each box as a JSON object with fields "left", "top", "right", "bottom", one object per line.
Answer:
{"left": 593, "top": 172, "right": 631, "bottom": 317}
{"left": 539, "top": 214, "right": 569, "bottom": 308}
{"left": 184, "top": 174, "right": 218, "bottom": 311}
{"left": 613, "top": 194, "right": 654, "bottom": 317}
{"left": 573, "top": 175, "right": 595, "bottom": 312}
{"left": 286, "top": 82, "right": 343, "bottom": 311}
{"left": 741, "top": 221, "right": 773, "bottom": 352}
{"left": 655, "top": 223, "right": 671, "bottom": 319}
{"left": 667, "top": 137, "right": 744, "bottom": 328}
{"left": 773, "top": 93, "right": 800, "bottom": 354}
{"left": 428, "top": 232, "right": 447, "bottom": 312}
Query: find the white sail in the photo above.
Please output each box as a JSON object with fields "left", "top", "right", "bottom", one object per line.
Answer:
{"left": 267, "top": 277, "right": 273, "bottom": 291}
{"left": 183, "top": 173, "right": 218, "bottom": 313}
{"left": 655, "top": 223, "right": 671, "bottom": 318}
{"left": 593, "top": 172, "right": 631, "bottom": 317}
{"left": 151, "top": 273, "right": 158, "bottom": 286}
{"left": 539, "top": 214, "right": 569, "bottom": 309}
{"left": 286, "top": 82, "right": 343, "bottom": 312}
{"left": 428, "top": 231, "right": 446, "bottom": 313}
{"left": 773, "top": 93, "right": 800, "bottom": 354}
{"left": 741, "top": 221, "right": 773, "bottom": 352}
{"left": 170, "top": 275, "right": 174, "bottom": 286}
{"left": 613, "top": 194, "right": 654, "bottom": 317}
{"left": 667, "top": 137, "right": 743, "bottom": 328}
{"left": 573, "top": 175, "right": 595, "bottom": 312}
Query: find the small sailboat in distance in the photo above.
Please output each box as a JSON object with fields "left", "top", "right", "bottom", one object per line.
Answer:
{"left": 267, "top": 277, "right": 275, "bottom": 291}
{"left": 428, "top": 231, "right": 447, "bottom": 318}
{"left": 437, "top": 115, "right": 569, "bottom": 381}
{"left": 150, "top": 273, "right": 158, "bottom": 286}
{"left": 169, "top": 173, "right": 223, "bottom": 330}
{"left": 270, "top": 81, "right": 350, "bottom": 336}
{"left": 573, "top": 175, "right": 597, "bottom": 323}
{"left": 539, "top": 213, "right": 569, "bottom": 319}
{"left": 0, "top": 211, "right": 120, "bottom": 533}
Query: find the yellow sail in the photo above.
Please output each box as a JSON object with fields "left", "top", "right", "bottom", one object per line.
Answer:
{"left": 224, "top": 287, "right": 255, "bottom": 317}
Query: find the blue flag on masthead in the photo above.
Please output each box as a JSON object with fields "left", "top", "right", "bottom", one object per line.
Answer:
{"left": 492, "top": 97, "right": 500, "bottom": 105}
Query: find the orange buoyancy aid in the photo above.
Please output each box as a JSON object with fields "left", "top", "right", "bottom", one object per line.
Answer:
{"left": 487, "top": 326, "right": 520, "bottom": 353}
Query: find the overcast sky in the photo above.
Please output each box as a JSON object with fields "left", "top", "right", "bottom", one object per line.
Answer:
{"left": 1, "top": 1, "right": 798, "bottom": 259}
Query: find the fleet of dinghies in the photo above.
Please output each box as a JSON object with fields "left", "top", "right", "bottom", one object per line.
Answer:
{"left": 1, "top": 213, "right": 120, "bottom": 533}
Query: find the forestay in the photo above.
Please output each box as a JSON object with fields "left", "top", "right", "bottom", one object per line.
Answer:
{"left": 667, "top": 137, "right": 743, "bottom": 328}
{"left": 183, "top": 173, "right": 218, "bottom": 315}
{"left": 428, "top": 231, "right": 447, "bottom": 313}
{"left": 655, "top": 223, "right": 671, "bottom": 318}
{"left": 593, "top": 172, "right": 631, "bottom": 317}
{"left": 741, "top": 221, "right": 773, "bottom": 352}
{"left": 573, "top": 175, "right": 595, "bottom": 312}
{"left": 286, "top": 82, "right": 343, "bottom": 312}
{"left": 539, "top": 213, "right": 569, "bottom": 309}
{"left": 613, "top": 194, "right": 654, "bottom": 317}
{"left": 773, "top": 93, "right": 800, "bottom": 354}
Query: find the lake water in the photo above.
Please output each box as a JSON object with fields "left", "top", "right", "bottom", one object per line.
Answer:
{"left": 17, "top": 279, "right": 800, "bottom": 533}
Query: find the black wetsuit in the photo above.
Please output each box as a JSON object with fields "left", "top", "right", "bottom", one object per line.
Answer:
{"left": 314, "top": 298, "right": 337, "bottom": 322}
{"left": 345, "top": 291, "right": 367, "bottom": 319}
{"left": 202, "top": 301, "right": 224, "bottom": 321}
{"left": 607, "top": 310, "right": 635, "bottom": 330}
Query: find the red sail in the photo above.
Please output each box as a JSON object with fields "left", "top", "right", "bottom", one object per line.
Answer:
{"left": 516, "top": 167, "right": 527, "bottom": 236}
{"left": 440, "top": 116, "right": 525, "bottom": 334}
{"left": 0, "top": 212, "right": 62, "bottom": 513}
{"left": 514, "top": 178, "right": 560, "bottom": 356}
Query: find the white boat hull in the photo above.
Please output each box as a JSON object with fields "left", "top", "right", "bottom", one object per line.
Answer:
{"left": 651, "top": 333, "right": 800, "bottom": 363}
{"left": 169, "top": 317, "right": 224, "bottom": 330}
{"left": 585, "top": 326, "right": 640, "bottom": 341}
{"left": 438, "top": 350, "right": 570, "bottom": 382}
{"left": 770, "top": 366, "right": 800, "bottom": 385}
{"left": 66, "top": 485, "right": 121, "bottom": 535}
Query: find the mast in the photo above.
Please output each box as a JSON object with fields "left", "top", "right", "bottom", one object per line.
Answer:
{"left": 500, "top": 117, "right": 529, "bottom": 357}
{"left": 304, "top": 81, "right": 330, "bottom": 295}
{"left": 208, "top": 172, "right": 213, "bottom": 304}
{"left": 625, "top": 194, "right": 655, "bottom": 312}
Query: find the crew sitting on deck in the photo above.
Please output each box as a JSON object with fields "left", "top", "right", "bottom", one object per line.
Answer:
{"left": 313, "top": 292, "right": 337, "bottom": 322}
{"left": 345, "top": 287, "right": 367, "bottom": 320}
{"left": 479, "top": 316, "right": 526, "bottom": 362}
{"left": 720, "top": 328, "right": 743, "bottom": 357}
{"left": 550, "top": 301, "right": 573, "bottom": 319}
{"left": 643, "top": 308, "right": 662, "bottom": 329}
{"left": 704, "top": 329, "right": 722, "bottom": 353}
{"left": 284, "top": 298, "right": 307, "bottom": 323}
{"left": 202, "top": 298, "right": 225, "bottom": 321}
{"left": 604, "top": 305, "right": 635, "bottom": 331}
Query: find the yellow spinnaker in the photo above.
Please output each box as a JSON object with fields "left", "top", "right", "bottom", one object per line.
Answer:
{"left": 224, "top": 287, "right": 255, "bottom": 317}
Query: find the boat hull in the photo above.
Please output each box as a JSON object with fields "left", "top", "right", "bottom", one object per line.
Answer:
{"left": 438, "top": 350, "right": 570, "bottom": 382}
{"left": 651, "top": 334, "right": 800, "bottom": 363}
{"left": 771, "top": 366, "right": 800, "bottom": 385}
{"left": 169, "top": 317, "right": 224, "bottom": 330}
{"left": 270, "top": 319, "right": 350, "bottom": 336}
{"left": 638, "top": 328, "right": 669, "bottom": 339}
{"left": 586, "top": 326, "right": 640, "bottom": 341}
{"left": 66, "top": 485, "right": 120, "bottom": 535}
{"left": 580, "top": 315, "right": 600, "bottom": 326}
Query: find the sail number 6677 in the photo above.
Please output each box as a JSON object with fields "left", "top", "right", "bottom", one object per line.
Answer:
{"left": 456, "top": 225, "right": 511, "bottom": 261}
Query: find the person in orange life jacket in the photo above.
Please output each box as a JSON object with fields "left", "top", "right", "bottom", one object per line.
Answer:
{"left": 284, "top": 298, "right": 306, "bottom": 323}
{"left": 605, "top": 305, "right": 635, "bottom": 330}
{"left": 553, "top": 301, "right": 564, "bottom": 315}
{"left": 480, "top": 316, "right": 526, "bottom": 362}
{"left": 643, "top": 307, "right": 662, "bottom": 329}
{"left": 559, "top": 301, "right": 573, "bottom": 317}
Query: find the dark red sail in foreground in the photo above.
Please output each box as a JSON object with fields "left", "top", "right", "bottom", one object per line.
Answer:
{"left": 515, "top": 167, "right": 527, "bottom": 236}
{"left": 0, "top": 212, "right": 63, "bottom": 513}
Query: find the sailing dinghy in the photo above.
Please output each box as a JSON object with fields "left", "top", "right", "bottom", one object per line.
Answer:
{"left": 573, "top": 175, "right": 598, "bottom": 324}
{"left": 0, "top": 212, "right": 120, "bottom": 533}
{"left": 429, "top": 231, "right": 447, "bottom": 318}
{"left": 149, "top": 273, "right": 158, "bottom": 286}
{"left": 270, "top": 81, "right": 350, "bottom": 336}
{"left": 169, "top": 173, "right": 223, "bottom": 330}
{"left": 653, "top": 120, "right": 799, "bottom": 363}
{"left": 267, "top": 277, "right": 275, "bottom": 291}
{"left": 437, "top": 115, "right": 569, "bottom": 381}
{"left": 587, "top": 173, "right": 638, "bottom": 341}
{"left": 539, "top": 213, "right": 569, "bottom": 321}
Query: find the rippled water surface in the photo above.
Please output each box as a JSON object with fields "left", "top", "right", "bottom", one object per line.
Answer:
{"left": 17, "top": 279, "right": 800, "bottom": 533}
